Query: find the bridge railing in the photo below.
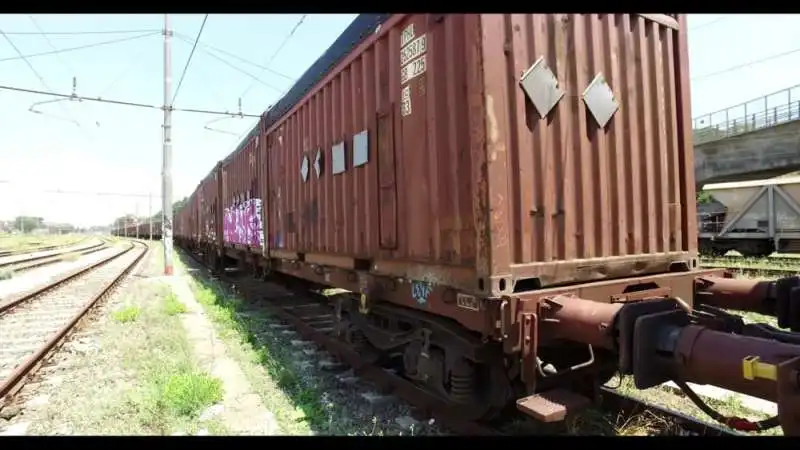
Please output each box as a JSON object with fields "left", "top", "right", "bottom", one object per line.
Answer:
{"left": 692, "top": 84, "right": 800, "bottom": 145}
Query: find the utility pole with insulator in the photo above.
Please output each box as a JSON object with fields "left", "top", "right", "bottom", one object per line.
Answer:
{"left": 162, "top": 13, "right": 174, "bottom": 276}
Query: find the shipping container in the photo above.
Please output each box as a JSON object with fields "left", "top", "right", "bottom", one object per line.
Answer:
{"left": 262, "top": 13, "right": 695, "bottom": 298}
{"left": 197, "top": 167, "right": 222, "bottom": 247}
{"left": 220, "top": 127, "right": 265, "bottom": 254}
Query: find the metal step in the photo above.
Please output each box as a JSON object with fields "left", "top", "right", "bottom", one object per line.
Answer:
{"left": 516, "top": 389, "right": 591, "bottom": 422}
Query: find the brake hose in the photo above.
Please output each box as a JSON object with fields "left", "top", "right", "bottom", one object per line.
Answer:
{"left": 673, "top": 379, "right": 780, "bottom": 432}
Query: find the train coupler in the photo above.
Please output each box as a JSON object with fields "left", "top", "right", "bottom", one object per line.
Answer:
{"left": 695, "top": 275, "right": 800, "bottom": 331}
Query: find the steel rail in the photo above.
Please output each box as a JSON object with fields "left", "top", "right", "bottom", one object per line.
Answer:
{"left": 0, "top": 239, "right": 107, "bottom": 270}
{"left": 0, "top": 241, "right": 148, "bottom": 403}
{"left": 0, "top": 236, "right": 89, "bottom": 258}
{"left": 1, "top": 242, "right": 111, "bottom": 275}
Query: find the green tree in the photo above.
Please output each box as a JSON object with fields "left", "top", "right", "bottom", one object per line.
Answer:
{"left": 13, "top": 216, "right": 43, "bottom": 232}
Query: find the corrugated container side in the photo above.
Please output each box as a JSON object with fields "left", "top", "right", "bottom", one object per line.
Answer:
{"left": 221, "top": 133, "right": 261, "bottom": 251}
{"left": 264, "top": 14, "right": 482, "bottom": 288}
{"left": 479, "top": 13, "right": 697, "bottom": 292}
{"left": 262, "top": 13, "right": 696, "bottom": 297}
{"left": 198, "top": 171, "right": 220, "bottom": 245}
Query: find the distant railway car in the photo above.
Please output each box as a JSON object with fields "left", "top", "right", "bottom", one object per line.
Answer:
{"left": 698, "top": 176, "right": 800, "bottom": 256}
{"left": 111, "top": 220, "right": 162, "bottom": 240}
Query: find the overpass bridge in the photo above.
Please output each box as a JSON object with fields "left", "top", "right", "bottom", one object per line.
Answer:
{"left": 694, "top": 83, "right": 800, "bottom": 187}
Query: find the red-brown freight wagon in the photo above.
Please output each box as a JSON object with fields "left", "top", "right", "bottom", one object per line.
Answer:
{"left": 220, "top": 128, "right": 265, "bottom": 259}
{"left": 175, "top": 15, "right": 800, "bottom": 433}
{"left": 261, "top": 13, "right": 697, "bottom": 321}
{"left": 196, "top": 166, "right": 223, "bottom": 259}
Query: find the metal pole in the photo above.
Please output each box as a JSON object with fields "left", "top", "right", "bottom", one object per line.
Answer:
{"left": 162, "top": 14, "right": 174, "bottom": 276}
{"left": 149, "top": 192, "right": 153, "bottom": 241}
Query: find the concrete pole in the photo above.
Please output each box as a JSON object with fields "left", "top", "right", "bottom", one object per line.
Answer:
{"left": 135, "top": 201, "right": 140, "bottom": 239}
{"left": 162, "top": 13, "right": 174, "bottom": 276}
{"left": 149, "top": 192, "right": 153, "bottom": 241}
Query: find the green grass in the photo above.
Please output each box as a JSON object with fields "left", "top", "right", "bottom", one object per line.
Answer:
{"left": 0, "top": 268, "right": 13, "bottom": 280}
{"left": 113, "top": 305, "right": 141, "bottom": 323}
{"left": 163, "top": 292, "right": 187, "bottom": 316}
{"left": 20, "top": 261, "right": 228, "bottom": 436}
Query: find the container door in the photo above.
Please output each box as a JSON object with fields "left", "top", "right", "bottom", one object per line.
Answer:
{"left": 377, "top": 109, "right": 398, "bottom": 249}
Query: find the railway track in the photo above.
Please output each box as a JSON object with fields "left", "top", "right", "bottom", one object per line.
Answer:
{"left": 0, "top": 240, "right": 148, "bottom": 408}
{"left": 0, "top": 239, "right": 106, "bottom": 270}
{"left": 700, "top": 256, "right": 800, "bottom": 278}
{"left": 181, "top": 248, "right": 741, "bottom": 436}
{"left": 0, "top": 241, "right": 111, "bottom": 275}
{"left": 0, "top": 237, "right": 89, "bottom": 259}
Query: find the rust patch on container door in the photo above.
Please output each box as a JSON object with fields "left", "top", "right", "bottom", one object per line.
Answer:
{"left": 377, "top": 109, "right": 398, "bottom": 249}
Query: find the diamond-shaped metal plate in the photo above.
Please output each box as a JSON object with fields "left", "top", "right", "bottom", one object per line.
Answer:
{"left": 300, "top": 155, "right": 310, "bottom": 182}
{"left": 583, "top": 73, "right": 619, "bottom": 128}
{"left": 519, "top": 56, "right": 564, "bottom": 118}
{"left": 313, "top": 148, "right": 322, "bottom": 177}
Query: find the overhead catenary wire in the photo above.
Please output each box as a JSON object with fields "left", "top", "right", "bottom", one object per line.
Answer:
{"left": 1, "top": 28, "right": 160, "bottom": 36}
{"left": 0, "top": 29, "right": 86, "bottom": 132}
{"left": 689, "top": 16, "right": 729, "bottom": 31}
{"left": 173, "top": 31, "right": 294, "bottom": 81}
{"left": 27, "top": 15, "right": 77, "bottom": 76}
{"left": 240, "top": 14, "right": 307, "bottom": 98}
{"left": 172, "top": 14, "right": 208, "bottom": 105}
{"left": 0, "top": 83, "right": 262, "bottom": 117}
{"left": 0, "top": 31, "right": 160, "bottom": 63}
{"left": 173, "top": 33, "right": 284, "bottom": 93}
{"left": 692, "top": 45, "right": 800, "bottom": 81}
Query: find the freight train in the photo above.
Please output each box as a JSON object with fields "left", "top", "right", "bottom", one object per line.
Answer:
{"left": 698, "top": 176, "right": 800, "bottom": 257}
{"left": 171, "top": 14, "right": 800, "bottom": 434}
{"left": 111, "top": 220, "right": 162, "bottom": 240}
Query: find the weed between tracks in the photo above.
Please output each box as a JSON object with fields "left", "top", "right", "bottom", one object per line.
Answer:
{"left": 13, "top": 249, "right": 225, "bottom": 436}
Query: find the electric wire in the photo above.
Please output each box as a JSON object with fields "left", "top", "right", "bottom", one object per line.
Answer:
{"left": 692, "top": 45, "right": 800, "bottom": 81}
{"left": 0, "top": 83, "right": 262, "bottom": 117}
{"left": 27, "top": 15, "right": 76, "bottom": 76}
{"left": 173, "top": 33, "right": 283, "bottom": 93}
{"left": 172, "top": 32, "right": 294, "bottom": 81}
{"left": 0, "top": 31, "right": 160, "bottom": 63}
{"left": 240, "top": 14, "right": 306, "bottom": 98}
{"left": 1, "top": 29, "right": 160, "bottom": 36}
{"left": 689, "top": 16, "right": 729, "bottom": 31}
{"left": 172, "top": 14, "right": 208, "bottom": 105}
{"left": 0, "top": 29, "right": 87, "bottom": 134}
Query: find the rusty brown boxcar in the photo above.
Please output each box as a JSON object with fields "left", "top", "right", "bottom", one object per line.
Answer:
{"left": 263, "top": 13, "right": 695, "bottom": 300}
{"left": 220, "top": 127, "right": 264, "bottom": 257}
{"left": 197, "top": 167, "right": 222, "bottom": 250}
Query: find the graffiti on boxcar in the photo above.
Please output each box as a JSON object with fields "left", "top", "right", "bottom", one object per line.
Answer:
{"left": 223, "top": 198, "right": 265, "bottom": 249}
{"left": 411, "top": 280, "right": 433, "bottom": 306}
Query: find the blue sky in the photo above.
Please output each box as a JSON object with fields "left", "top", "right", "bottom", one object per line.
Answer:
{"left": 0, "top": 13, "right": 798, "bottom": 227}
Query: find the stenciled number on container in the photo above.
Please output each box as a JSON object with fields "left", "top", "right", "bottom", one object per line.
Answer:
{"left": 400, "top": 55, "right": 427, "bottom": 85}
{"left": 399, "top": 24, "right": 428, "bottom": 118}
{"left": 401, "top": 86, "right": 412, "bottom": 117}
{"left": 400, "top": 23, "right": 415, "bottom": 47}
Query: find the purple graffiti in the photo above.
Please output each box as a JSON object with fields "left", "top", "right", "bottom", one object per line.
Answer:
{"left": 223, "top": 198, "right": 265, "bottom": 249}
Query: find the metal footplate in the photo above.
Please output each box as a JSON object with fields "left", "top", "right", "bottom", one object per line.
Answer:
{"left": 516, "top": 389, "right": 591, "bottom": 422}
